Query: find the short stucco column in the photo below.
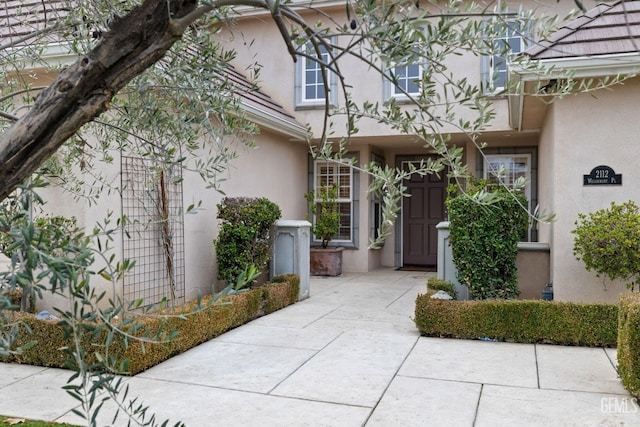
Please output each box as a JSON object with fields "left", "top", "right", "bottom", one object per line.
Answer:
{"left": 270, "top": 220, "right": 311, "bottom": 301}
{"left": 436, "top": 221, "right": 469, "bottom": 300}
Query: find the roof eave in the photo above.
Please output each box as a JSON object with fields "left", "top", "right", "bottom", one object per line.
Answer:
{"left": 509, "top": 52, "right": 640, "bottom": 130}
{"left": 241, "top": 101, "right": 310, "bottom": 141}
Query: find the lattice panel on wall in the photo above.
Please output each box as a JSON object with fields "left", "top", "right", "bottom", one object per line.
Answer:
{"left": 121, "top": 155, "right": 185, "bottom": 306}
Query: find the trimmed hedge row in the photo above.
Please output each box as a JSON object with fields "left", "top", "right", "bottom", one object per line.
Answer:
{"left": 415, "top": 292, "right": 618, "bottom": 347}
{"left": 618, "top": 293, "right": 640, "bottom": 398}
{"left": 3, "top": 274, "right": 299, "bottom": 375}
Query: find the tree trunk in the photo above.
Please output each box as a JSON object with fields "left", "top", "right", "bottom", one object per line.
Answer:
{"left": 0, "top": 0, "right": 198, "bottom": 200}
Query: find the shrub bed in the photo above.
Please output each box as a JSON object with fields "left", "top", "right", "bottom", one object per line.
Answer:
{"left": 618, "top": 293, "right": 640, "bottom": 398}
{"left": 415, "top": 292, "right": 617, "bottom": 347}
{"left": 3, "top": 275, "right": 299, "bottom": 375}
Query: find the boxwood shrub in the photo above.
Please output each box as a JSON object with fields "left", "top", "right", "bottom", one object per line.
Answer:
{"left": 3, "top": 275, "right": 299, "bottom": 375}
{"left": 618, "top": 293, "right": 640, "bottom": 398}
{"left": 415, "top": 292, "right": 618, "bottom": 347}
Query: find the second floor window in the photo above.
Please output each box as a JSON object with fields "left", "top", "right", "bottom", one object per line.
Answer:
{"left": 391, "top": 64, "right": 422, "bottom": 97}
{"left": 383, "top": 30, "right": 427, "bottom": 101}
{"left": 482, "top": 20, "right": 526, "bottom": 94}
{"left": 295, "top": 41, "right": 337, "bottom": 108}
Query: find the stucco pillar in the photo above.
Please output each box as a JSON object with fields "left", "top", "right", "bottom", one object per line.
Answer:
{"left": 270, "top": 220, "right": 311, "bottom": 301}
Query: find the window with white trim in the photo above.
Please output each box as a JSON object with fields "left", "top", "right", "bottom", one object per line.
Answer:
{"left": 383, "top": 29, "right": 428, "bottom": 101}
{"left": 295, "top": 41, "right": 337, "bottom": 107}
{"left": 484, "top": 153, "right": 533, "bottom": 240}
{"left": 312, "top": 160, "right": 353, "bottom": 243}
{"left": 483, "top": 154, "right": 531, "bottom": 204}
{"left": 389, "top": 63, "right": 422, "bottom": 97}
{"left": 482, "top": 20, "right": 526, "bottom": 94}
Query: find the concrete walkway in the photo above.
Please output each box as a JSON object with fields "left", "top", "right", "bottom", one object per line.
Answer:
{"left": 1, "top": 270, "right": 638, "bottom": 426}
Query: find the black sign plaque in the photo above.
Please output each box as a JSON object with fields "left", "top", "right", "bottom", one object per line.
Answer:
{"left": 583, "top": 165, "right": 622, "bottom": 186}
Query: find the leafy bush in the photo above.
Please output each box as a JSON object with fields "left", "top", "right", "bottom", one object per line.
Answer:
{"left": 572, "top": 201, "right": 640, "bottom": 291}
{"left": 0, "top": 213, "right": 78, "bottom": 312}
{"left": 415, "top": 292, "right": 618, "bottom": 347}
{"left": 427, "top": 277, "right": 458, "bottom": 300}
{"left": 214, "top": 197, "right": 281, "bottom": 284}
{"left": 618, "top": 293, "right": 640, "bottom": 398}
{"left": 446, "top": 182, "right": 528, "bottom": 299}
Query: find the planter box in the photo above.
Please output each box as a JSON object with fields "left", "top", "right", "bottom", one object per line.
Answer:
{"left": 310, "top": 247, "right": 343, "bottom": 276}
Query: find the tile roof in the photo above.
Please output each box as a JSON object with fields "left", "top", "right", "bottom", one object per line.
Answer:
{"left": 526, "top": 0, "right": 640, "bottom": 59}
{"left": 0, "top": 0, "right": 68, "bottom": 42}
{"left": 0, "top": 1, "right": 305, "bottom": 137}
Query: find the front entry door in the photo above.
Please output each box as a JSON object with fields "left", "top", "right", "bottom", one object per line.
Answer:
{"left": 402, "top": 161, "right": 448, "bottom": 266}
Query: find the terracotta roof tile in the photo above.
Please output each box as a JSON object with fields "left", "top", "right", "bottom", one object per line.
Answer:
{"left": 527, "top": 0, "right": 640, "bottom": 59}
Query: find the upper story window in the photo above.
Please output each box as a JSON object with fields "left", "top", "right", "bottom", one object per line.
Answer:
{"left": 482, "top": 20, "right": 527, "bottom": 95}
{"left": 383, "top": 28, "right": 427, "bottom": 101}
{"left": 295, "top": 40, "right": 337, "bottom": 108}
{"left": 390, "top": 63, "right": 422, "bottom": 97}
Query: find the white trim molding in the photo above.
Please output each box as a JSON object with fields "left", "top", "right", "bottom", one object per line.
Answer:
{"left": 241, "top": 101, "right": 310, "bottom": 141}
{"left": 509, "top": 53, "right": 640, "bottom": 130}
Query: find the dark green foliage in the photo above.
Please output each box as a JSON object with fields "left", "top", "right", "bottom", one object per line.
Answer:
{"left": 618, "top": 293, "right": 640, "bottom": 398}
{"left": 3, "top": 276, "right": 299, "bottom": 375}
{"left": 426, "top": 277, "right": 458, "bottom": 300}
{"left": 415, "top": 292, "right": 618, "bottom": 347}
{"left": 214, "top": 197, "right": 281, "bottom": 283}
{"left": 573, "top": 201, "right": 640, "bottom": 291}
{"left": 446, "top": 183, "right": 528, "bottom": 299}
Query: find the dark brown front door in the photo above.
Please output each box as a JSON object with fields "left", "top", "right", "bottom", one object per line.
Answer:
{"left": 402, "top": 161, "right": 448, "bottom": 266}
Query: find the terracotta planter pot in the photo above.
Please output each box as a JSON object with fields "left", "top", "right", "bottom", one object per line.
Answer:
{"left": 310, "top": 247, "right": 344, "bottom": 276}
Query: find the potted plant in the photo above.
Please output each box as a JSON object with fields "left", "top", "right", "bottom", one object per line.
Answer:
{"left": 305, "top": 183, "right": 344, "bottom": 276}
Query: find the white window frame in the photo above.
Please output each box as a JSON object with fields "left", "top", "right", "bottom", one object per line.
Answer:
{"left": 484, "top": 153, "right": 532, "bottom": 241}
{"left": 312, "top": 160, "right": 353, "bottom": 244}
{"left": 295, "top": 40, "right": 337, "bottom": 108}
{"left": 483, "top": 154, "right": 531, "bottom": 204}
{"left": 384, "top": 63, "right": 424, "bottom": 100}
{"left": 482, "top": 19, "right": 527, "bottom": 95}
{"left": 382, "top": 28, "right": 428, "bottom": 101}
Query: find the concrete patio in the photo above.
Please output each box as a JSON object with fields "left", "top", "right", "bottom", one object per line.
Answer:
{"left": 0, "top": 269, "right": 638, "bottom": 426}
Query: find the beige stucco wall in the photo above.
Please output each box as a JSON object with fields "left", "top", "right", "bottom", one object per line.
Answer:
{"left": 543, "top": 76, "right": 640, "bottom": 303}
{"left": 34, "top": 129, "right": 308, "bottom": 308}
{"left": 220, "top": 0, "right": 576, "bottom": 275}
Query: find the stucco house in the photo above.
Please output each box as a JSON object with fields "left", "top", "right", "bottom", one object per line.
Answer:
{"left": 0, "top": 2, "right": 311, "bottom": 309}
{"left": 225, "top": 0, "right": 640, "bottom": 303}
{"left": 2, "top": 0, "right": 639, "bottom": 306}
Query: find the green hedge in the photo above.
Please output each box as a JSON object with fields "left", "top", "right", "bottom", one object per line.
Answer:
{"left": 618, "top": 293, "right": 640, "bottom": 398}
{"left": 415, "top": 292, "right": 618, "bottom": 347}
{"left": 3, "top": 275, "right": 299, "bottom": 375}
